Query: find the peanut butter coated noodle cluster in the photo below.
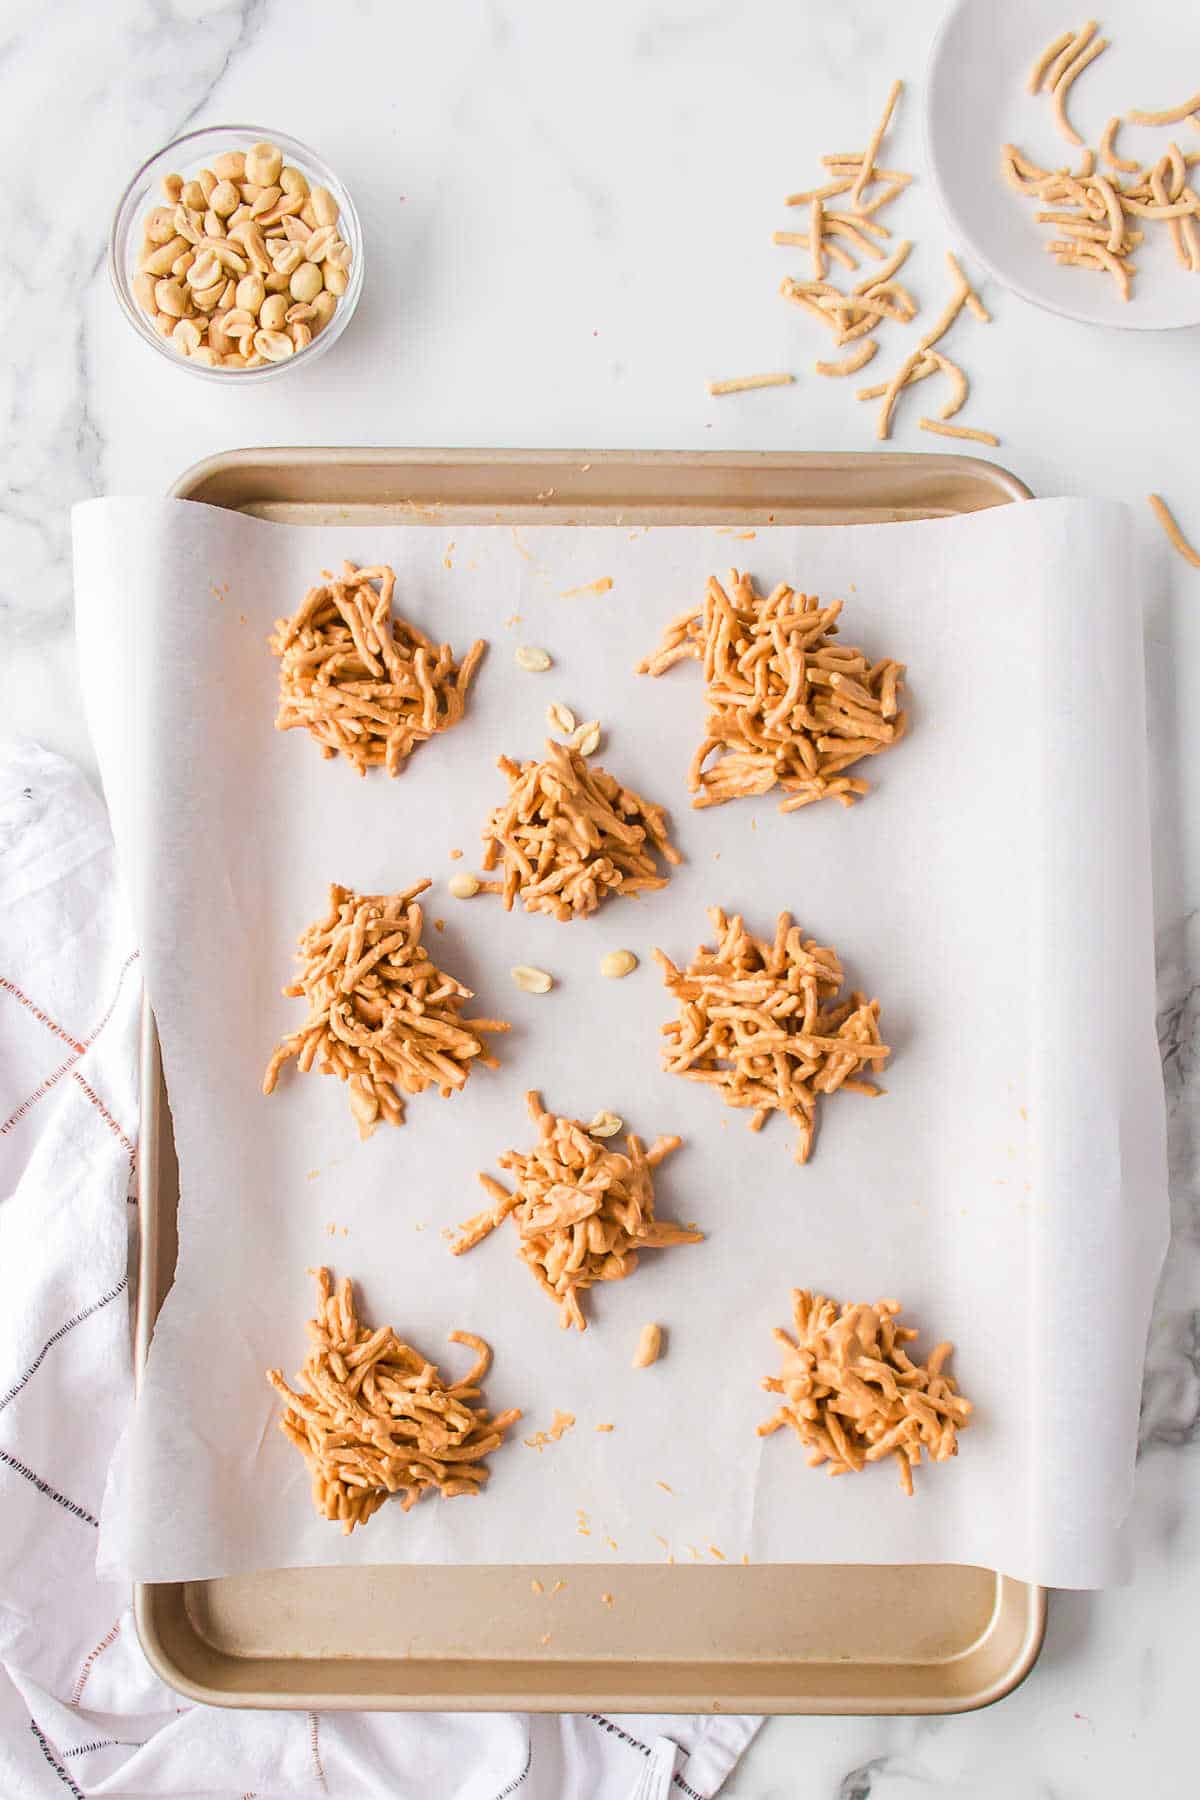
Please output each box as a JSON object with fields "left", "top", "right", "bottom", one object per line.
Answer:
{"left": 262, "top": 881, "right": 509, "bottom": 1137}
{"left": 759, "top": 1290, "right": 972, "bottom": 1494}
{"left": 478, "top": 740, "right": 681, "bottom": 919}
{"left": 638, "top": 572, "right": 907, "bottom": 812}
{"left": 269, "top": 561, "right": 485, "bottom": 776}
{"left": 451, "top": 1091, "right": 703, "bottom": 1330}
{"left": 267, "top": 1269, "right": 521, "bottom": 1534}
{"left": 656, "top": 908, "right": 889, "bottom": 1164}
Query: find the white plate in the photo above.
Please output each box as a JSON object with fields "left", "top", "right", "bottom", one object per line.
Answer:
{"left": 924, "top": 0, "right": 1200, "bottom": 330}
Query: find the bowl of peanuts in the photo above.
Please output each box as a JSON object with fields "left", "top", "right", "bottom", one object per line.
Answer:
{"left": 109, "top": 125, "right": 363, "bottom": 379}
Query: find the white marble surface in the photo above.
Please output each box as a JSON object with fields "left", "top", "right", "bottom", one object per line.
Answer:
{"left": 4, "top": 0, "right": 1199, "bottom": 1791}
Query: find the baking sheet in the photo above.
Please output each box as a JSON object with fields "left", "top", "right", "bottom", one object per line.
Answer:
{"left": 73, "top": 494, "right": 1167, "bottom": 1589}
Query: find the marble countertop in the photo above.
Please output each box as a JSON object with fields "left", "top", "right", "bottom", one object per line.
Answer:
{"left": 5, "top": 0, "right": 1198, "bottom": 1792}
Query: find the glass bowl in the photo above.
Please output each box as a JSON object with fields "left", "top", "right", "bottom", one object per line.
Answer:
{"left": 109, "top": 125, "right": 364, "bottom": 382}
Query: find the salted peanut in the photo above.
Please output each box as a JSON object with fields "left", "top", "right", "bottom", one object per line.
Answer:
{"left": 449, "top": 872, "right": 481, "bottom": 898}
{"left": 197, "top": 167, "right": 217, "bottom": 202}
{"left": 154, "top": 277, "right": 188, "bottom": 318}
{"left": 233, "top": 219, "right": 270, "bottom": 271}
{"left": 280, "top": 165, "right": 309, "bottom": 198}
{"left": 203, "top": 207, "right": 225, "bottom": 239}
{"left": 190, "top": 345, "right": 218, "bottom": 366}
{"left": 209, "top": 239, "right": 248, "bottom": 274}
{"left": 304, "top": 224, "right": 338, "bottom": 264}
{"left": 322, "top": 259, "right": 349, "bottom": 296}
{"left": 286, "top": 301, "right": 316, "bottom": 324}
{"left": 142, "top": 234, "right": 188, "bottom": 276}
{"left": 144, "top": 205, "right": 177, "bottom": 245}
{"left": 272, "top": 241, "right": 304, "bottom": 276}
{"left": 192, "top": 279, "right": 225, "bottom": 314}
{"left": 161, "top": 171, "right": 183, "bottom": 202}
{"left": 290, "top": 260, "right": 324, "bottom": 304}
{"left": 172, "top": 317, "right": 202, "bottom": 354}
{"left": 547, "top": 702, "right": 576, "bottom": 735}
{"left": 171, "top": 248, "right": 196, "bottom": 278}
{"left": 212, "top": 150, "right": 245, "bottom": 182}
{"left": 263, "top": 880, "right": 509, "bottom": 1134}
{"left": 759, "top": 1290, "right": 972, "bottom": 1495}
{"left": 259, "top": 292, "right": 288, "bottom": 330}
{"left": 186, "top": 248, "right": 222, "bottom": 291}
{"left": 250, "top": 183, "right": 282, "bottom": 219}
{"left": 245, "top": 140, "right": 283, "bottom": 186}
{"left": 632, "top": 1323, "right": 662, "bottom": 1369}
{"left": 133, "top": 270, "right": 157, "bottom": 314}
{"left": 270, "top": 560, "right": 486, "bottom": 776}
{"left": 180, "top": 178, "right": 206, "bottom": 210}
{"left": 589, "top": 1110, "right": 623, "bottom": 1137}
{"left": 572, "top": 719, "right": 601, "bottom": 756}
{"left": 152, "top": 310, "right": 175, "bottom": 337}
{"left": 511, "top": 965, "right": 554, "bottom": 994}
{"left": 290, "top": 320, "right": 313, "bottom": 352}
{"left": 210, "top": 178, "right": 240, "bottom": 218}
{"left": 311, "top": 184, "right": 339, "bottom": 226}
{"left": 172, "top": 203, "right": 201, "bottom": 245}
{"left": 267, "top": 1267, "right": 521, "bottom": 1534}
{"left": 452, "top": 1091, "right": 701, "bottom": 1330}
{"left": 207, "top": 312, "right": 234, "bottom": 356}
{"left": 223, "top": 305, "right": 258, "bottom": 337}
{"left": 600, "top": 949, "right": 638, "bottom": 979}
{"left": 254, "top": 327, "right": 295, "bottom": 362}
{"left": 656, "top": 906, "right": 889, "bottom": 1164}
{"left": 281, "top": 214, "right": 313, "bottom": 244}
{"left": 264, "top": 269, "right": 291, "bottom": 294}
{"left": 514, "top": 645, "right": 552, "bottom": 671}
{"left": 310, "top": 290, "right": 337, "bottom": 333}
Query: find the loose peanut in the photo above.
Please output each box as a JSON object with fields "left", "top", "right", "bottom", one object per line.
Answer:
{"left": 310, "top": 184, "right": 339, "bottom": 226}
{"left": 212, "top": 150, "right": 245, "bottom": 182}
{"left": 144, "top": 206, "right": 177, "bottom": 245}
{"left": 180, "top": 179, "right": 206, "bottom": 211}
{"left": 154, "top": 277, "right": 188, "bottom": 318}
{"left": 210, "top": 179, "right": 240, "bottom": 218}
{"left": 259, "top": 292, "right": 288, "bottom": 331}
{"left": 245, "top": 141, "right": 283, "bottom": 186}
{"left": 254, "top": 327, "right": 295, "bottom": 362}
{"left": 289, "top": 260, "right": 323, "bottom": 304}
{"left": 632, "top": 1323, "right": 663, "bottom": 1369}
{"left": 322, "top": 259, "right": 348, "bottom": 296}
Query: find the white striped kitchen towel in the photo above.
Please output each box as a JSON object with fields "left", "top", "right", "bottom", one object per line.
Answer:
{"left": 0, "top": 739, "right": 760, "bottom": 1797}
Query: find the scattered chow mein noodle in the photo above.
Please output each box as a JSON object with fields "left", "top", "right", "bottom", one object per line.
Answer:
{"left": 655, "top": 908, "right": 889, "bottom": 1165}
{"left": 637, "top": 571, "right": 908, "bottom": 813}
{"left": 1009, "top": 28, "right": 1200, "bottom": 289}
{"left": 707, "top": 373, "right": 795, "bottom": 395}
{"left": 758, "top": 1289, "right": 972, "bottom": 1494}
{"left": 262, "top": 881, "right": 509, "bottom": 1138}
{"left": 266, "top": 1268, "right": 521, "bottom": 1533}
{"left": 1148, "top": 494, "right": 1200, "bottom": 568}
{"left": 478, "top": 740, "right": 680, "bottom": 919}
{"left": 269, "top": 561, "right": 485, "bottom": 776}
{"left": 450, "top": 1091, "right": 702, "bottom": 1331}
{"left": 857, "top": 253, "right": 991, "bottom": 440}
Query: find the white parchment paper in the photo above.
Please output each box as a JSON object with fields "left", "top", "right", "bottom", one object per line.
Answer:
{"left": 72, "top": 495, "right": 1167, "bottom": 1588}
